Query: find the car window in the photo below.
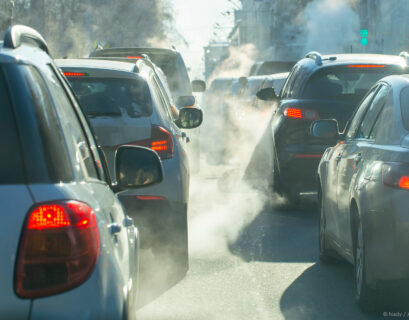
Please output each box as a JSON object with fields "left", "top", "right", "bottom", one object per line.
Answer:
{"left": 20, "top": 65, "right": 73, "bottom": 182}
{"left": 43, "top": 66, "right": 99, "bottom": 181}
{"left": 67, "top": 76, "right": 153, "bottom": 118}
{"left": 400, "top": 85, "right": 409, "bottom": 131}
{"left": 281, "top": 65, "right": 300, "bottom": 99}
{"left": 150, "top": 75, "right": 173, "bottom": 121}
{"left": 302, "top": 65, "right": 405, "bottom": 104}
{"left": 345, "top": 86, "right": 378, "bottom": 140}
{"left": 0, "top": 67, "right": 25, "bottom": 184}
{"left": 356, "top": 85, "right": 389, "bottom": 139}
{"left": 369, "top": 89, "right": 398, "bottom": 144}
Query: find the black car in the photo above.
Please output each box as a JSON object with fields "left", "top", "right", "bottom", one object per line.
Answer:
{"left": 257, "top": 51, "right": 409, "bottom": 203}
{"left": 314, "top": 74, "right": 409, "bottom": 310}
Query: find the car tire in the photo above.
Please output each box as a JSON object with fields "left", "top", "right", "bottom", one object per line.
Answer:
{"left": 318, "top": 195, "right": 337, "bottom": 264}
{"left": 354, "top": 217, "right": 376, "bottom": 311}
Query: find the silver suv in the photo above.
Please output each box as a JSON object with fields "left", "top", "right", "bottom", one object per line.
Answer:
{"left": 0, "top": 25, "right": 163, "bottom": 319}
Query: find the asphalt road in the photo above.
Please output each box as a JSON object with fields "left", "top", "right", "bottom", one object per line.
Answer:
{"left": 135, "top": 114, "right": 387, "bottom": 320}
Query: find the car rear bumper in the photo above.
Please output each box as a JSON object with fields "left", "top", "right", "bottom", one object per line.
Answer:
{"left": 276, "top": 144, "right": 327, "bottom": 194}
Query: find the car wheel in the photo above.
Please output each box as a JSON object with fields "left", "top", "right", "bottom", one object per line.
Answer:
{"left": 354, "top": 218, "right": 376, "bottom": 311}
{"left": 318, "top": 195, "right": 337, "bottom": 264}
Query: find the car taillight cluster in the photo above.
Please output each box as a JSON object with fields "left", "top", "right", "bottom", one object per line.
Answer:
{"left": 15, "top": 201, "right": 100, "bottom": 298}
{"left": 284, "top": 108, "right": 320, "bottom": 120}
{"left": 117, "top": 125, "right": 174, "bottom": 160}
{"left": 382, "top": 162, "right": 409, "bottom": 190}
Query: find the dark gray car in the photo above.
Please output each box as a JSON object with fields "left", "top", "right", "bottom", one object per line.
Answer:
{"left": 315, "top": 74, "right": 409, "bottom": 310}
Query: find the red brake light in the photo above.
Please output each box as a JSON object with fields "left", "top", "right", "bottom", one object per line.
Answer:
{"left": 127, "top": 56, "right": 143, "bottom": 59}
{"left": 27, "top": 204, "right": 71, "bottom": 230}
{"left": 63, "top": 72, "right": 85, "bottom": 77}
{"left": 399, "top": 176, "right": 409, "bottom": 189}
{"left": 115, "top": 125, "right": 174, "bottom": 160}
{"left": 15, "top": 201, "right": 100, "bottom": 298}
{"left": 284, "top": 108, "right": 302, "bottom": 118}
{"left": 382, "top": 162, "right": 409, "bottom": 190}
{"left": 284, "top": 108, "right": 319, "bottom": 120}
{"left": 348, "top": 65, "right": 385, "bottom": 68}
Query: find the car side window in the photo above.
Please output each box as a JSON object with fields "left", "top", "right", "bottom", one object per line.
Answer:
{"left": 150, "top": 75, "right": 173, "bottom": 121}
{"left": 369, "top": 89, "right": 396, "bottom": 144}
{"left": 345, "top": 86, "right": 378, "bottom": 140}
{"left": 356, "top": 85, "right": 389, "bottom": 139}
{"left": 281, "top": 65, "right": 299, "bottom": 98}
{"left": 42, "top": 65, "right": 99, "bottom": 181}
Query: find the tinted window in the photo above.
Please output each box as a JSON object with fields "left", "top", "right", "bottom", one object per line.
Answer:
{"left": 356, "top": 85, "right": 389, "bottom": 139}
{"left": 281, "top": 65, "right": 299, "bottom": 98}
{"left": 44, "top": 67, "right": 99, "bottom": 180}
{"left": 0, "top": 67, "right": 25, "bottom": 184}
{"left": 303, "top": 65, "right": 405, "bottom": 104}
{"left": 370, "top": 89, "right": 398, "bottom": 144}
{"left": 346, "top": 87, "right": 377, "bottom": 139}
{"left": 67, "top": 77, "right": 153, "bottom": 118}
{"left": 150, "top": 75, "right": 172, "bottom": 121}
{"left": 400, "top": 86, "right": 409, "bottom": 131}
{"left": 22, "top": 65, "right": 73, "bottom": 182}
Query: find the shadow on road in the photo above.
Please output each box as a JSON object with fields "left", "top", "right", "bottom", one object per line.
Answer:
{"left": 279, "top": 262, "right": 384, "bottom": 320}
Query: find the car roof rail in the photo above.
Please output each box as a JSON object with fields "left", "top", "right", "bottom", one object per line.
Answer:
{"left": 399, "top": 51, "right": 409, "bottom": 65}
{"left": 305, "top": 51, "right": 323, "bottom": 66}
{"left": 3, "top": 25, "right": 50, "bottom": 55}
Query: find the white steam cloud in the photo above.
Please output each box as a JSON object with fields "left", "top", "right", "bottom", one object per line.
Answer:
{"left": 298, "top": 0, "right": 359, "bottom": 54}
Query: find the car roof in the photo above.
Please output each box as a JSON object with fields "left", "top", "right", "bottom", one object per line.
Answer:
{"left": 56, "top": 58, "right": 138, "bottom": 73}
{"left": 300, "top": 53, "right": 406, "bottom": 70}
{"left": 378, "top": 73, "right": 409, "bottom": 90}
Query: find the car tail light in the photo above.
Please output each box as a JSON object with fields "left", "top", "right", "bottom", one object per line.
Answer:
{"left": 15, "top": 201, "right": 100, "bottom": 298}
{"left": 116, "top": 125, "right": 174, "bottom": 160}
{"left": 382, "top": 162, "right": 409, "bottom": 190}
{"left": 284, "top": 108, "right": 320, "bottom": 120}
{"left": 127, "top": 56, "right": 143, "bottom": 59}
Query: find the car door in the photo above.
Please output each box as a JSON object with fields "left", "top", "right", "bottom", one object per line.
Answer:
{"left": 336, "top": 84, "right": 389, "bottom": 247}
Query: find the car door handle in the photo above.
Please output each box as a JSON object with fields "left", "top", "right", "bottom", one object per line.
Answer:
{"left": 354, "top": 153, "right": 362, "bottom": 164}
{"left": 108, "top": 223, "right": 122, "bottom": 235}
{"left": 123, "top": 216, "right": 133, "bottom": 228}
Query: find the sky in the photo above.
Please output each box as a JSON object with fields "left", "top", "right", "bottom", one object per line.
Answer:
{"left": 170, "top": 0, "right": 235, "bottom": 79}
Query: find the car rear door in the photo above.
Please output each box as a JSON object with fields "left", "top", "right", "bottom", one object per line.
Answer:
{"left": 336, "top": 84, "right": 389, "bottom": 246}
{"left": 0, "top": 66, "right": 33, "bottom": 319}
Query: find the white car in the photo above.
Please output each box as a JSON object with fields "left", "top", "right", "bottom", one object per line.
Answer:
{"left": 1, "top": 25, "right": 163, "bottom": 319}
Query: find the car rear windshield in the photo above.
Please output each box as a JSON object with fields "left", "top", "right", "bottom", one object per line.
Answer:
{"left": 142, "top": 53, "right": 180, "bottom": 91}
{"left": 67, "top": 77, "right": 153, "bottom": 118}
{"left": 0, "top": 67, "right": 25, "bottom": 184}
{"left": 302, "top": 65, "right": 407, "bottom": 105}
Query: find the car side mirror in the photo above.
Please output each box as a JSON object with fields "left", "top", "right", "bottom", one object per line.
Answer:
{"left": 115, "top": 146, "right": 163, "bottom": 191}
{"left": 256, "top": 87, "right": 278, "bottom": 101}
{"left": 311, "top": 120, "right": 339, "bottom": 140}
{"left": 192, "top": 80, "right": 206, "bottom": 92}
{"left": 176, "top": 107, "right": 203, "bottom": 129}
{"left": 176, "top": 95, "right": 195, "bottom": 108}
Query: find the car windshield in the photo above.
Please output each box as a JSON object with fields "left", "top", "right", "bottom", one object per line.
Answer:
{"left": 302, "top": 65, "right": 406, "bottom": 104}
{"left": 67, "top": 77, "right": 153, "bottom": 118}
